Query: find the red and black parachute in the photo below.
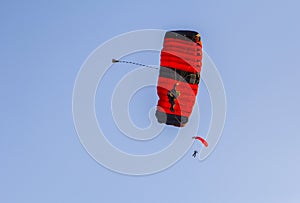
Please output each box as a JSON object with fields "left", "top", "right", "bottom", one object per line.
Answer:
{"left": 112, "top": 30, "right": 202, "bottom": 127}
{"left": 155, "top": 30, "right": 202, "bottom": 127}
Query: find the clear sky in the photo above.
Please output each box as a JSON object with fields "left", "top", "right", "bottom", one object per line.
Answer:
{"left": 1, "top": 0, "right": 300, "bottom": 202}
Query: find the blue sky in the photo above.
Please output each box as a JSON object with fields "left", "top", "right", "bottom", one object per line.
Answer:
{"left": 1, "top": 0, "right": 300, "bottom": 202}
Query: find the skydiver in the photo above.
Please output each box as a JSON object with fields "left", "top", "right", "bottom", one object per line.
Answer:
{"left": 192, "top": 150, "right": 198, "bottom": 158}
{"left": 167, "top": 83, "right": 180, "bottom": 112}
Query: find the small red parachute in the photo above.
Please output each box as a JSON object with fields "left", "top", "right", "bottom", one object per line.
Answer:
{"left": 192, "top": 136, "right": 208, "bottom": 147}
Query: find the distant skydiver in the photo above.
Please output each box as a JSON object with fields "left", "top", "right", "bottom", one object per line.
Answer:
{"left": 192, "top": 150, "right": 198, "bottom": 158}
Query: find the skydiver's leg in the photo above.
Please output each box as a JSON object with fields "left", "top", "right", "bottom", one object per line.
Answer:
{"left": 170, "top": 100, "right": 176, "bottom": 112}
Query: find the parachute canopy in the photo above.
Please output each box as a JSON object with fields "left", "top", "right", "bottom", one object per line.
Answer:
{"left": 192, "top": 136, "right": 208, "bottom": 147}
{"left": 155, "top": 30, "right": 202, "bottom": 127}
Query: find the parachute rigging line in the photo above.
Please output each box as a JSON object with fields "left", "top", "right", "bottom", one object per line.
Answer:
{"left": 112, "top": 59, "right": 158, "bottom": 70}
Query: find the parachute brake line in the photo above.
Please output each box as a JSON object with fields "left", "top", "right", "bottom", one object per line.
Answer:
{"left": 112, "top": 59, "right": 158, "bottom": 70}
